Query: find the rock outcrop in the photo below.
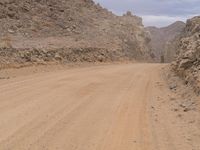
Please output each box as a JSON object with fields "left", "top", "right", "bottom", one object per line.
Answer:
{"left": 172, "top": 16, "right": 200, "bottom": 94}
{"left": 146, "top": 21, "right": 185, "bottom": 62}
{"left": 0, "top": 0, "right": 151, "bottom": 68}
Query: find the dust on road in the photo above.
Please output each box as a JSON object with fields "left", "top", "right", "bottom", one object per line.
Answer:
{"left": 0, "top": 64, "right": 199, "bottom": 150}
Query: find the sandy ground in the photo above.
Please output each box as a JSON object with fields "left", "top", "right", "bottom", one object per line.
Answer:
{"left": 0, "top": 63, "right": 199, "bottom": 150}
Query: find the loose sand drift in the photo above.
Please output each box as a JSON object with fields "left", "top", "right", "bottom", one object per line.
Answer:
{"left": 0, "top": 63, "right": 199, "bottom": 150}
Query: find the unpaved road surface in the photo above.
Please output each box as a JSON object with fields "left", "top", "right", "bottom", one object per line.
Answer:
{"left": 0, "top": 64, "right": 198, "bottom": 150}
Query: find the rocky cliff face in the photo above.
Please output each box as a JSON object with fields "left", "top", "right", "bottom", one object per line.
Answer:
{"left": 146, "top": 21, "right": 185, "bottom": 62}
{"left": 0, "top": 0, "right": 151, "bottom": 68}
{"left": 172, "top": 16, "right": 200, "bottom": 94}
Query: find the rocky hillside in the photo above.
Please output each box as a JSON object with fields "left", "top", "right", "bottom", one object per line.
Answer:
{"left": 172, "top": 16, "right": 200, "bottom": 94}
{"left": 146, "top": 21, "right": 185, "bottom": 62}
{"left": 0, "top": 0, "right": 151, "bottom": 68}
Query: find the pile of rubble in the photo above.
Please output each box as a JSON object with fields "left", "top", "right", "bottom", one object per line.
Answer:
{"left": 0, "top": 47, "right": 125, "bottom": 68}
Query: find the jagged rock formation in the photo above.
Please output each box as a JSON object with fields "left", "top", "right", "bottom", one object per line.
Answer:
{"left": 0, "top": 0, "right": 151, "bottom": 68}
{"left": 172, "top": 16, "right": 200, "bottom": 94}
{"left": 146, "top": 21, "right": 185, "bottom": 62}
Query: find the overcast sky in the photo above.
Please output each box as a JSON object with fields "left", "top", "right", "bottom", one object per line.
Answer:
{"left": 93, "top": 0, "right": 200, "bottom": 27}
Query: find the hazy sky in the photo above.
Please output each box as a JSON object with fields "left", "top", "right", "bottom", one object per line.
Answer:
{"left": 93, "top": 0, "right": 200, "bottom": 27}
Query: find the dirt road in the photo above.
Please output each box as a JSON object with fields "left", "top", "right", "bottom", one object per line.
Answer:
{"left": 0, "top": 64, "right": 198, "bottom": 150}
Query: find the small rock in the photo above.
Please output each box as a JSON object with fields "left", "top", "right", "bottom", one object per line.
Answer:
{"left": 183, "top": 107, "right": 191, "bottom": 112}
{"left": 97, "top": 55, "right": 104, "bottom": 62}
{"left": 67, "top": 28, "right": 71, "bottom": 32}
{"left": 169, "top": 83, "right": 177, "bottom": 90}
{"left": 178, "top": 58, "right": 194, "bottom": 69}
{"left": 173, "top": 108, "right": 179, "bottom": 112}
{"left": 8, "top": 29, "right": 15, "bottom": 33}
{"left": 55, "top": 53, "right": 62, "bottom": 61}
{"left": 180, "top": 100, "right": 195, "bottom": 109}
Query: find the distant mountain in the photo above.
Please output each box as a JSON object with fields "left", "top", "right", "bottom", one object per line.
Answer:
{"left": 146, "top": 21, "right": 185, "bottom": 62}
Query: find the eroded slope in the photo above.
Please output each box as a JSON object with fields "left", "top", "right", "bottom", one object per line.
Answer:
{"left": 0, "top": 0, "right": 151, "bottom": 68}
{"left": 172, "top": 16, "right": 200, "bottom": 94}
